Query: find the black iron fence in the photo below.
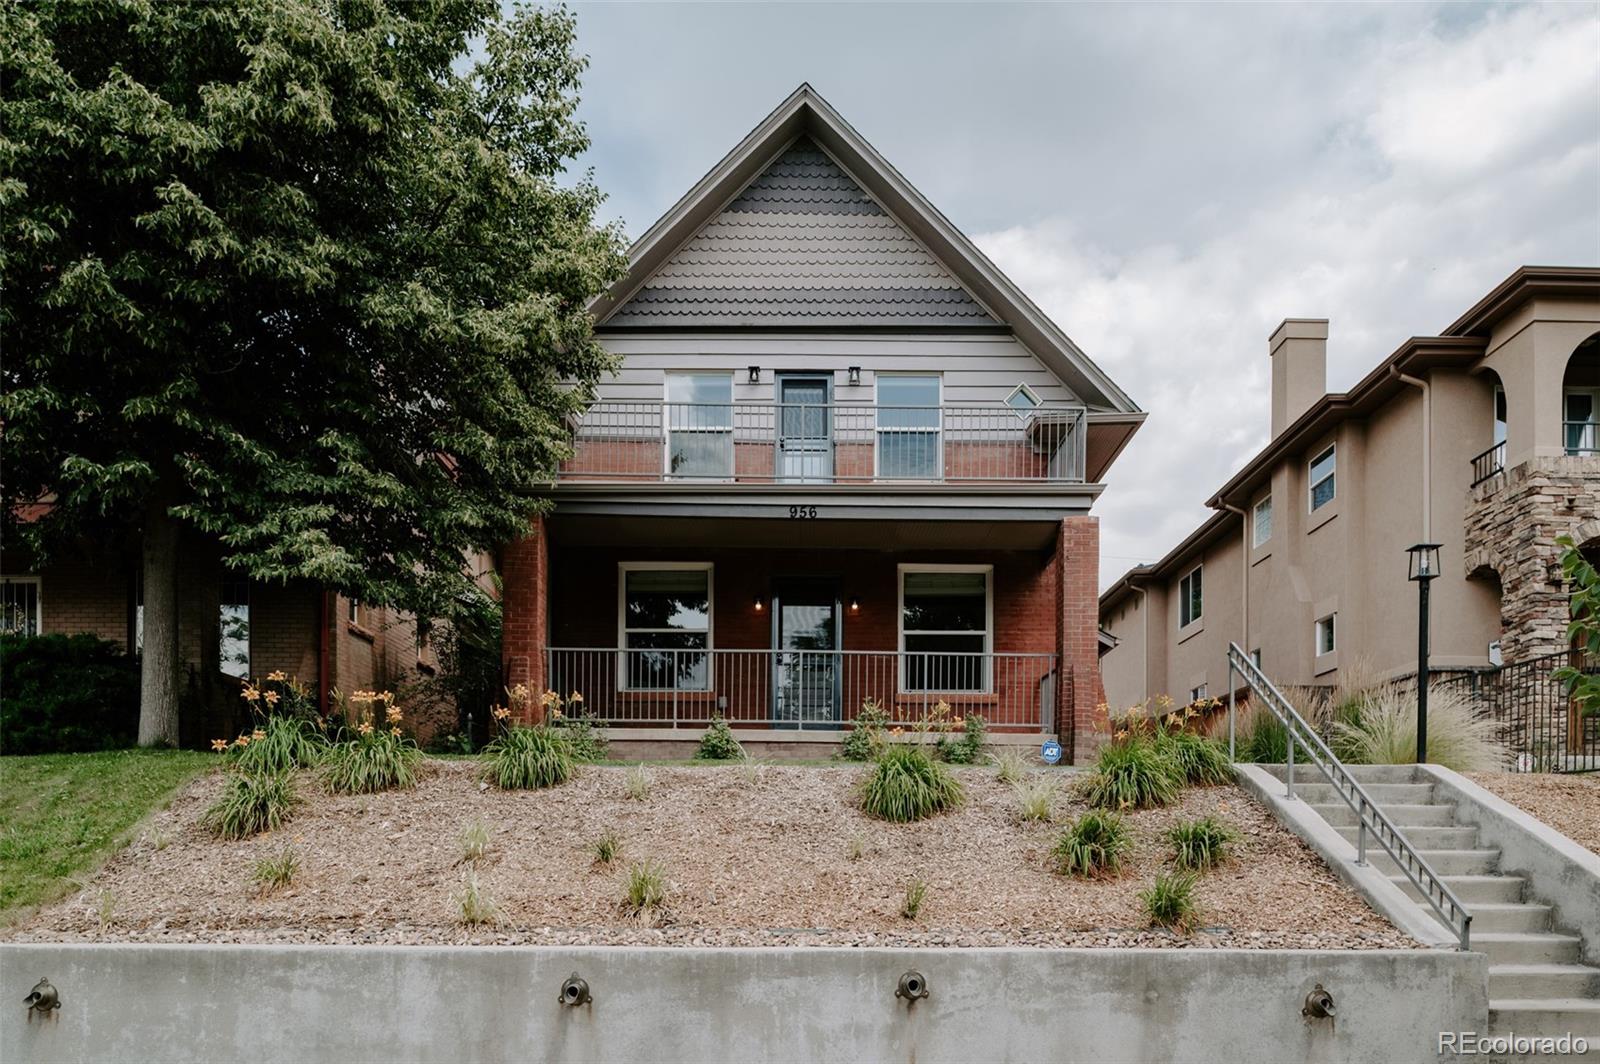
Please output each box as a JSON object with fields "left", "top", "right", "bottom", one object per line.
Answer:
{"left": 1469, "top": 441, "right": 1506, "bottom": 486}
{"left": 1432, "top": 648, "right": 1599, "bottom": 772}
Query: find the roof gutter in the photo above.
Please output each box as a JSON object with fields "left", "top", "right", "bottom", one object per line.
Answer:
{"left": 1392, "top": 367, "right": 1432, "bottom": 541}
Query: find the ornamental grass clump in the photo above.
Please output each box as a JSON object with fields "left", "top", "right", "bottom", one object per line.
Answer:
{"left": 621, "top": 859, "right": 669, "bottom": 922}
{"left": 1081, "top": 736, "right": 1182, "bottom": 810}
{"left": 1155, "top": 726, "right": 1233, "bottom": 786}
{"left": 1014, "top": 777, "right": 1057, "bottom": 823}
{"left": 205, "top": 771, "right": 299, "bottom": 840}
{"left": 1168, "top": 816, "right": 1238, "bottom": 872}
{"left": 454, "top": 870, "right": 497, "bottom": 927}
{"left": 859, "top": 744, "right": 964, "bottom": 822}
{"left": 1141, "top": 871, "right": 1201, "bottom": 932}
{"left": 901, "top": 878, "right": 928, "bottom": 920}
{"left": 1051, "top": 811, "right": 1130, "bottom": 878}
{"left": 992, "top": 749, "right": 1029, "bottom": 784}
{"left": 1332, "top": 684, "right": 1503, "bottom": 772}
{"left": 252, "top": 845, "right": 299, "bottom": 892}
{"left": 483, "top": 725, "right": 575, "bottom": 790}
{"left": 321, "top": 690, "right": 421, "bottom": 795}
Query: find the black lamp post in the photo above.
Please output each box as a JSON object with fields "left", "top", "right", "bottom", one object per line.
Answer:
{"left": 1407, "top": 543, "right": 1442, "bottom": 763}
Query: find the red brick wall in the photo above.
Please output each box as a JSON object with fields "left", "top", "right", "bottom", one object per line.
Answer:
{"left": 1055, "top": 516, "right": 1106, "bottom": 762}
{"left": 500, "top": 515, "right": 550, "bottom": 718}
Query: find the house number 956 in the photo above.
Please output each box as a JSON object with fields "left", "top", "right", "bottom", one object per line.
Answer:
{"left": 788, "top": 506, "right": 819, "bottom": 519}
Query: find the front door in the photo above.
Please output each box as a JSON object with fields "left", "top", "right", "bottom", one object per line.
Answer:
{"left": 777, "top": 375, "right": 833, "bottom": 482}
{"left": 772, "top": 578, "right": 840, "bottom": 728}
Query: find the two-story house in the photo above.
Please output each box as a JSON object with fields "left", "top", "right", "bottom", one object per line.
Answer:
{"left": 1100, "top": 267, "right": 1600, "bottom": 726}
{"left": 499, "top": 85, "right": 1144, "bottom": 762}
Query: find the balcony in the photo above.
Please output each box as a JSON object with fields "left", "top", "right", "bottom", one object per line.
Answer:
{"left": 558, "top": 401, "right": 1088, "bottom": 485}
{"left": 1470, "top": 441, "right": 1506, "bottom": 485}
{"left": 1565, "top": 420, "right": 1599, "bottom": 456}
{"left": 546, "top": 647, "right": 1056, "bottom": 731}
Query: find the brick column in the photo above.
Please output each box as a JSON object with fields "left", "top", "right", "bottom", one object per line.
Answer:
{"left": 500, "top": 514, "right": 549, "bottom": 721}
{"left": 1056, "top": 515, "right": 1106, "bottom": 764}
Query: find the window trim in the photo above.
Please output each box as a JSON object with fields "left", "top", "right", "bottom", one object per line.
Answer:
{"left": 874, "top": 372, "right": 943, "bottom": 481}
{"left": 1565, "top": 386, "right": 1600, "bottom": 455}
{"left": 1251, "top": 494, "right": 1273, "bottom": 549}
{"left": 1315, "top": 613, "right": 1337, "bottom": 657}
{"left": 1308, "top": 443, "right": 1337, "bottom": 513}
{"left": 897, "top": 563, "right": 993, "bottom": 693}
{"left": 616, "top": 561, "right": 715, "bottom": 692}
{"left": 664, "top": 370, "right": 736, "bottom": 480}
{"left": 1188, "top": 683, "right": 1208, "bottom": 703}
{"left": 1179, "top": 564, "right": 1203, "bottom": 629}
{"left": 1, "top": 574, "right": 42, "bottom": 636}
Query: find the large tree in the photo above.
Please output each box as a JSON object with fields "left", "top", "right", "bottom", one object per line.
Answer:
{"left": 1, "top": 1, "right": 625, "bottom": 744}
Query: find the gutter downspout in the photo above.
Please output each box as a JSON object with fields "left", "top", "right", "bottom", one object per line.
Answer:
{"left": 1135, "top": 585, "right": 1150, "bottom": 706}
{"left": 1221, "top": 503, "right": 1250, "bottom": 676}
{"left": 1394, "top": 369, "right": 1433, "bottom": 540}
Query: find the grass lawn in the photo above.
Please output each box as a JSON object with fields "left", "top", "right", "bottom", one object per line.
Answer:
{"left": 0, "top": 749, "right": 211, "bottom": 922}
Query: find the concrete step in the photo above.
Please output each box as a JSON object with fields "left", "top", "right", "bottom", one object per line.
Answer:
{"left": 1393, "top": 873, "right": 1526, "bottom": 904}
{"left": 1261, "top": 763, "right": 1425, "bottom": 784}
{"left": 1474, "top": 932, "right": 1585, "bottom": 966}
{"left": 1334, "top": 824, "right": 1479, "bottom": 849}
{"left": 1488, "top": 998, "right": 1600, "bottom": 1038}
{"left": 1291, "top": 781, "right": 1438, "bottom": 806}
{"left": 1311, "top": 802, "right": 1457, "bottom": 827}
{"left": 1489, "top": 964, "right": 1600, "bottom": 1000}
{"left": 1370, "top": 848, "right": 1501, "bottom": 877}
{"left": 1469, "top": 903, "right": 1554, "bottom": 934}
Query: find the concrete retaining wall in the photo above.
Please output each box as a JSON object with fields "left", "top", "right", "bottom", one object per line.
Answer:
{"left": 2, "top": 944, "right": 1484, "bottom": 1064}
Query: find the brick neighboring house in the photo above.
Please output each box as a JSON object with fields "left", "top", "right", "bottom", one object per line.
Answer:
{"left": 498, "top": 85, "right": 1144, "bottom": 762}
{"left": 0, "top": 525, "right": 471, "bottom": 745}
{"left": 1100, "top": 266, "right": 1600, "bottom": 713}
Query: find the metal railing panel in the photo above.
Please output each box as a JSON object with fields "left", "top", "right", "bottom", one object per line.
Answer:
{"left": 1469, "top": 441, "right": 1506, "bottom": 485}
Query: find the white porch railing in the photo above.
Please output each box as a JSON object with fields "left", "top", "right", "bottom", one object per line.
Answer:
{"left": 559, "top": 402, "right": 1088, "bottom": 484}
{"left": 545, "top": 648, "right": 1057, "bottom": 731}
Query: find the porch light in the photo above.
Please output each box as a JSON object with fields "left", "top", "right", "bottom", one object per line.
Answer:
{"left": 753, "top": 594, "right": 764, "bottom": 612}
{"left": 849, "top": 597, "right": 860, "bottom": 613}
{"left": 1406, "top": 542, "right": 1442, "bottom": 765}
{"left": 747, "top": 365, "right": 761, "bottom": 384}
{"left": 1406, "top": 543, "right": 1441, "bottom": 582}
{"left": 847, "top": 366, "right": 862, "bottom": 386}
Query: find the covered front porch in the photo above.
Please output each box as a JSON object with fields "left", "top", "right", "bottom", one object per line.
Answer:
{"left": 502, "top": 509, "right": 1106, "bottom": 756}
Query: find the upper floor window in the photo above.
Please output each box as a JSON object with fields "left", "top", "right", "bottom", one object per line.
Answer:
{"left": 620, "top": 564, "right": 712, "bottom": 691}
{"left": 1566, "top": 388, "right": 1599, "bottom": 455}
{"left": 1005, "top": 382, "right": 1041, "bottom": 414}
{"left": 1493, "top": 386, "right": 1507, "bottom": 446}
{"left": 1308, "top": 444, "right": 1336, "bottom": 512}
{"left": 1315, "top": 613, "right": 1337, "bottom": 656}
{"left": 900, "top": 566, "right": 991, "bottom": 692}
{"left": 1251, "top": 495, "right": 1273, "bottom": 548}
{"left": 1, "top": 576, "right": 41, "bottom": 636}
{"left": 877, "top": 374, "right": 941, "bottom": 479}
{"left": 1179, "top": 565, "right": 1202, "bottom": 628}
{"left": 1188, "top": 683, "right": 1208, "bottom": 703}
{"left": 666, "top": 372, "right": 734, "bottom": 478}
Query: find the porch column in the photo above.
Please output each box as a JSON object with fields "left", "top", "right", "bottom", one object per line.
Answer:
{"left": 501, "top": 514, "right": 549, "bottom": 722}
{"left": 1056, "top": 516, "right": 1106, "bottom": 764}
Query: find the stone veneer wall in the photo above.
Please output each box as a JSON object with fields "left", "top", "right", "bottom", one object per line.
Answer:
{"left": 1464, "top": 456, "right": 1600, "bottom": 663}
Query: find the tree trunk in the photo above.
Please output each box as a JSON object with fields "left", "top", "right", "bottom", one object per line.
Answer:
{"left": 137, "top": 489, "right": 182, "bottom": 747}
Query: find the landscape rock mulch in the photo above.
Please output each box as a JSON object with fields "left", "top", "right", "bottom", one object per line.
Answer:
{"left": 5, "top": 760, "right": 1417, "bottom": 950}
{"left": 1465, "top": 771, "right": 1600, "bottom": 854}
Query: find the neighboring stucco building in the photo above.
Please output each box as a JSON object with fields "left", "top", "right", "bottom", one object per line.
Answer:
{"left": 499, "top": 85, "right": 1144, "bottom": 762}
{"left": 1100, "top": 266, "right": 1600, "bottom": 711}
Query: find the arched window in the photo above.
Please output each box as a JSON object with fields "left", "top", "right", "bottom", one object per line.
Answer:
{"left": 1563, "top": 332, "right": 1600, "bottom": 456}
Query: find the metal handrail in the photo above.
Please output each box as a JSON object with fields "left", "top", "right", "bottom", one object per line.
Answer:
{"left": 1227, "top": 643, "right": 1472, "bottom": 950}
{"left": 1469, "top": 440, "right": 1505, "bottom": 485}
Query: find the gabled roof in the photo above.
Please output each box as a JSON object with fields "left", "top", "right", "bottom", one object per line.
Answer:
{"left": 591, "top": 84, "right": 1141, "bottom": 414}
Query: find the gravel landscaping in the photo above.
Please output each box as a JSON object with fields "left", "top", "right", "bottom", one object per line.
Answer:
{"left": 4, "top": 760, "right": 1415, "bottom": 949}
{"left": 1465, "top": 771, "right": 1600, "bottom": 853}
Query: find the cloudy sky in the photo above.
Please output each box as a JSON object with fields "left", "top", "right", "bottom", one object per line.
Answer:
{"left": 564, "top": 1, "right": 1600, "bottom": 586}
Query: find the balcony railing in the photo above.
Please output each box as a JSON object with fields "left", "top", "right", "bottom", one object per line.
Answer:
{"left": 559, "top": 401, "right": 1088, "bottom": 484}
{"left": 545, "top": 647, "right": 1057, "bottom": 730}
{"left": 1565, "top": 420, "right": 1599, "bottom": 456}
{"left": 1469, "top": 440, "right": 1506, "bottom": 485}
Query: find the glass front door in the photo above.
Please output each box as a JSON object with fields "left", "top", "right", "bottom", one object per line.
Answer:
{"left": 777, "top": 375, "right": 832, "bottom": 482}
{"left": 772, "top": 578, "right": 840, "bottom": 728}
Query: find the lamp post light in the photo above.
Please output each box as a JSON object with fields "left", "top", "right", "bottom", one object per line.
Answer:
{"left": 1407, "top": 543, "right": 1442, "bottom": 764}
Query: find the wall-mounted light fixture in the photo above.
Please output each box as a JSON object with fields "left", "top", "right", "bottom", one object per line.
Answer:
{"left": 753, "top": 594, "right": 764, "bottom": 612}
{"left": 748, "top": 365, "right": 761, "bottom": 384}
{"left": 849, "top": 597, "right": 860, "bottom": 613}
{"left": 847, "top": 366, "right": 862, "bottom": 386}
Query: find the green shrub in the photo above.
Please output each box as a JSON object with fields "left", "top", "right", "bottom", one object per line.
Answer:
{"left": 1239, "top": 705, "right": 1290, "bottom": 764}
{"left": 482, "top": 725, "right": 574, "bottom": 790}
{"left": 936, "top": 713, "right": 987, "bottom": 764}
{"left": 1155, "top": 727, "right": 1233, "bottom": 786}
{"left": 859, "top": 744, "right": 964, "bottom": 822}
{"left": 1555, "top": 534, "right": 1600, "bottom": 718}
{"left": 1081, "top": 738, "right": 1182, "bottom": 810}
{"left": 0, "top": 634, "right": 139, "bottom": 753}
{"left": 839, "top": 698, "right": 890, "bottom": 761}
{"left": 1051, "top": 811, "right": 1130, "bottom": 878}
{"left": 621, "top": 859, "right": 668, "bottom": 920}
{"left": 1168, "top": 816, "right": 1237, "bottom": 871}
{"left": 901, "top": 878, "right": 928, "bottom": 920}
{"left": 555, "top": 715, "right": 609, "bottom": 763}
{"left": 322, "top": 728, "right": 422, "bottom": 794}
{"left": 252, "top": 845, "right": 299, "bottom": 891}
{"left": 1014, "top": 778, "right": 1056, "bottom": 823}
{"left": 1141, "top": 871, "right": 1200, "bottom": 932}
{"left": 226, "top": 714, "right": 327, "bottom": 774}
{"left": 695, "top": 716, "right": 745, "bottom": 761}
{"left": 205, "top": 771, "right": 299, "bottom": 840}
{"left": 1332, "top": 685, "right": 1502, "bottom": 771}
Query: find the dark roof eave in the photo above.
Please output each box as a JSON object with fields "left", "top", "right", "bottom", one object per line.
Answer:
{"left": 1443, "top": 266, "right": 1600, "bottom": 338}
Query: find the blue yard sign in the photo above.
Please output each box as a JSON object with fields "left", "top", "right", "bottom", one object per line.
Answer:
{"left": 1040, "top": 740, "right": 1063, "bottom": 765}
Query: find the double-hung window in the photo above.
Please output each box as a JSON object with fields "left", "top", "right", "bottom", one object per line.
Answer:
{"left": 1179, "top": 565, "right": 1202, "bottom": 628}
{"left": 899, "top": 566, "right": 990, "bottom": 692}
{"left": 1, "top": 576, "right": 41, "bottom": 635}
{"left": 1252, "top": 495, "right": 1273, "bottom": 548}
{"left": 1309, "top": 444, "right": 1336, "bottom": 512}
{"left": 666, "top": 372, "right": 734, "bottom": 478}
{"left": 620, "top": 564, "right": 712, "bottom": 690}
{"left": 1566, "top": 388, "right": 1599, "bottom": 455}
{"left": 877, "top": 374, "right": 941, "bottom": 479}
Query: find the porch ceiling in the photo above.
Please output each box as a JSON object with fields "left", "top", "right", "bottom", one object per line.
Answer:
{"left": 545, "top": 512, "right": 1061, "bottom": 551}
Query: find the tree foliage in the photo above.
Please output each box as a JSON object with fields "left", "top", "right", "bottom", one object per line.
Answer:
{"left": 1, "top": 0, "right": 626, "bottom": 626}
{"left": 1554, "top": 536, "right": 1600, "bottom": 718}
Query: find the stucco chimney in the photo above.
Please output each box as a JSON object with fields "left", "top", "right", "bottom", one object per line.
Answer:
{"left": 1269, "top": 319, "right": 1328, "bottom": 438}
